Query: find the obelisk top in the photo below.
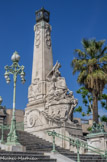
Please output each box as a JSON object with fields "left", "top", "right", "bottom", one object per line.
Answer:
{"left": 35, "top": 8, "right": 50, "bottom": 23}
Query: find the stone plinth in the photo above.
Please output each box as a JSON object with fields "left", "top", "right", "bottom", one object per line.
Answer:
{"left": 0, "top": 143, "right": 26, "bottom": 152}
{"left": 24, "top": 102, "right": 82, "bottom": 149}
{"left": 24, "top": 122, "right": 82, "bottom": 150}
{"left": 6, "top": 109, "right": 24, "bottom": 125}
{"left": 86, "top": 132, "right": 107, "bottom": 153}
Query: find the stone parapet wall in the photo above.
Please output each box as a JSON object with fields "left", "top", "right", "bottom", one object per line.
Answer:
{"left": 5, "top": 109, "right": 24, "bottom": 125}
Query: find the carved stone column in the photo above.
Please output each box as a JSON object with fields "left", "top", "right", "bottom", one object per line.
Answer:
{"left": 28, "top": 9, "right": 53, "bottom": 104}
{"left": 32, "top": 21, "right": 53, "bottom": 83}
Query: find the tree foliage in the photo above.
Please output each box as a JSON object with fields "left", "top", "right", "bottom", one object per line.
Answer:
{"left": 75, "top": 87, "right": 107, "bottom": 120}
{"left": 100, "top": 115, "right": 107, "bottom": 122}
{"left": 74, "top": 87, "right": 93, "bottom": 116}
{"left": 72, "top": 39, "right": 107, "bottom": 123}
{"left": 100, "top": 93, "right": 107, "bottom": 110}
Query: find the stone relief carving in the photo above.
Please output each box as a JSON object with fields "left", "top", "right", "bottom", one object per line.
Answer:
{"left": 35, "top": 22, "right": 51, "bottom": 48}
{"left": 27, "top": 110, "right": 43, "bottom": 128}
{"left": 35, "top": 29, "right": 40, "bottom": 47}
{"left": 28, "top": 78, "right": 44, "bottom": 102}
{"left": 28, "top": 61, "right": 78, "bottom": 124}
{"left": 42, "top": 61, "right": 78, "bottom": 123}
{"left": 28, "top": 114, "right": 36, "bottom": 127}
{"left": 45, "top": 28, "right": 51, "bottom": 48}
{"left": 34, "top": 23, "right": 41, "bottom": 48}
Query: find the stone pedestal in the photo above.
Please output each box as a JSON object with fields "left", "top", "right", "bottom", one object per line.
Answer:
{"left": 0, "top": 143, "right": 26, "bottom": 152}
{"left": 24, "top": 101, "right": 82, "bottom": 149}
{"left": 86, "top": 132, "right": 107, "bottom": 153}
{"left": 24, "top": 122, "right": 82, "bottom": 150}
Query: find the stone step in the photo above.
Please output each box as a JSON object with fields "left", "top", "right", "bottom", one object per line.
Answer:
{"left": 0, "top": 159, "right": 56, "bottom": 162}
{"left": 0, "top": 155, "right": 51, "bottom": 159}
{"left": 0, "top": 129, "right": 106, "bottom": 162}
{"left": 69, "top": 156, "right": 104, "bottom": 160}
{"left": 80, "top": 161, "right": 105, "bottom": 162}
{"left": 0, "top": 153, "right": 56, "bottom": 162}
{"left": 0, "top": 151, "right": 44, "bottom": 155}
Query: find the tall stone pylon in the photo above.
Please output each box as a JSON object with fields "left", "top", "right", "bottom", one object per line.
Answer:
{"left": 32, "top": 8, "right": 53, "bottom": 83}
{"left": 24, "top": 8, "right": 82, "bottom": 151}
{"left": 28, "top": 8, "right": 53, "bottom": 104}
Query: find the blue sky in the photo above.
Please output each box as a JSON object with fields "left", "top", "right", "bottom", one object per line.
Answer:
{"left": 0, "top": 0, "right": 107, "bottom": 119}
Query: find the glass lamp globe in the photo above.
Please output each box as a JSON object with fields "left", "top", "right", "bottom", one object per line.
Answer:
{"left": 6, "top": 77, "right": 11, "bottom": 84}
{"left": 4, "top": 71, "right": 9, "bottom": 79}
{"left": 11, "top": 51, "right": 20, "bottom": 62}
{"left": 20, "top": 71, "right": 25, "bottom": 78}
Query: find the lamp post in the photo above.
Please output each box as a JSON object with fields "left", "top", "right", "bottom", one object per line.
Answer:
{"left": 4, "top": 51, "right": 25, "bottom": 145}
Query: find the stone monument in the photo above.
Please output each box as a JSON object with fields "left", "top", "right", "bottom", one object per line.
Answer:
{"left": 24, "top": 8, "right": 83, "bottom": 149}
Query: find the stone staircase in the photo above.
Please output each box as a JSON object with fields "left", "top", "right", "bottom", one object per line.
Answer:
{"left": 0, "top": 151, "right": 56, "bottom": 162}
{"left": 0, "top": 129, "right": 106, "bottom": 162}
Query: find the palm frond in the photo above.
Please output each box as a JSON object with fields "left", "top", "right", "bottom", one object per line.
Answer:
{"left": 97, "top": 40, "right": 105, "bottom": 49}
{"left": 77, "top": 70, "right": 87, "bottom": 84}
{"left": 82, "top": 39, "right": 90, "bottom": 48}
{"left": 75, "top": 49, "right": 86, "bottom": 58}
{"left": 99, "top": 55, "right": 107, "bottom": 63}
{"left": 98, "top": 46, "right": 107, "bottom": 58}
{"left": 87, "top": 58, "right": 97, "bottom": 66}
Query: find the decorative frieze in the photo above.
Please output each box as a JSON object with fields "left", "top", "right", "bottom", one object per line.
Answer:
{"left": 34, "top": 24, "right": 41, "bottom": 48}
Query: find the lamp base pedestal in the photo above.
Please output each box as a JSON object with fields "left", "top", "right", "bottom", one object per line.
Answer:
{"left": 0, "top": 143, "right": 26, "bottom": 152}
{"left": 7, "top": 117, "right": 19, "bottom": 144}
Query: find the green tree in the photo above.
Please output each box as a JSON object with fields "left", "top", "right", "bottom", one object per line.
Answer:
{"left": 72, "top": 39, "right": 107, "bottom": 123}
{"left": 100, "top": 93, "right": 107, "bottom": 122}
{"left": 100, "top": 115, "right": 107, "bottom": 122}
{"left": 75, "top": 87, "right": 93, "bottom": 116}
{"left": 100, "top": 93, "right": 107, "bottom": 110}
{"left": 75, "top": 87, "right": 107, "bottom": 119}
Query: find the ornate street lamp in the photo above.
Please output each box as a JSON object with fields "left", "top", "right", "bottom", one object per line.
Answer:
{"left": 4, "top": 51, "right": 25, "bottom": 145}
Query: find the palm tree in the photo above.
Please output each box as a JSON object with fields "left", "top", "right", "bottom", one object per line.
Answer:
{"left": 72, "top": 39, "right": 107, "bottom": 123}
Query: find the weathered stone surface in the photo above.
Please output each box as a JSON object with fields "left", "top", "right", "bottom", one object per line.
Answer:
{"left": 24, "top": 9, "right": 82, "bottom": 149}
{"left": 31, "top": 21, "right": 53, "bottom": 85}
{"left": 0, "top": 143, "right": 26, "bottom": 152}
{"left": 86, "top": 133, "right": 107, "bottom": 153}
{"left": 43, "top": 61, "right": 78, "bottom": 122}
{"left": 28, "top": 21, "right": 53, "bottom": 104}
{"left": 26, "top": 61, "right": 78, "bottom": 124}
